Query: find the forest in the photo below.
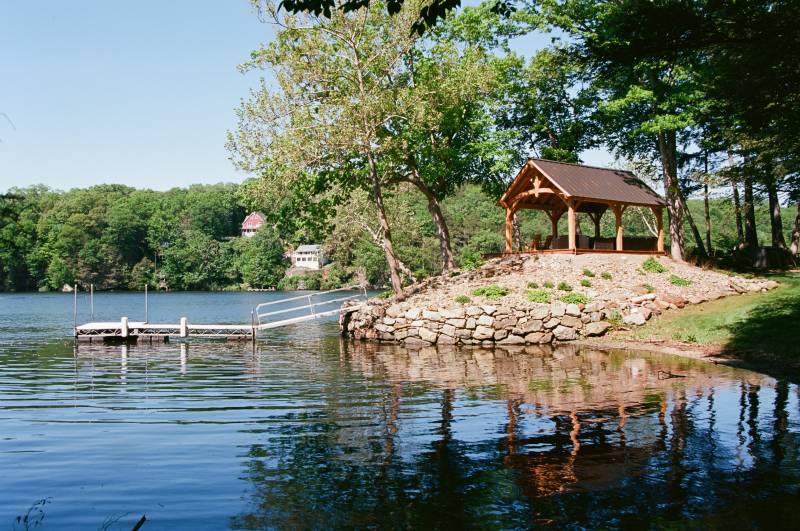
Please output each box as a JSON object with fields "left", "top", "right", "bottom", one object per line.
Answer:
{"left": 0, "top": 180, "right": 795, "bottom": 292}
{"left": 1, "top": 0, "right": 799, "bottom": 292}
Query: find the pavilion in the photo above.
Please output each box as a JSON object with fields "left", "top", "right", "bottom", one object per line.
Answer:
{"left": 498, "top": 159, "right": 666, "bottom": 254}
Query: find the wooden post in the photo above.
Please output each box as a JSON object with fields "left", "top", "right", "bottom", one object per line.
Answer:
{"left": 550, "top": 212, "right": 559, "bottom": 239}
{"left": 73, "top": 284, "right": 78, "bottom": 331}
{"left": 504, "top": 207, "right": 514, "bottom": 253}
{"left": 144, "top": 284, "right": 148, "bottom": 323}
{"left": 567, "top": 201, "right": 577, "bottom": 250}
{"left": 121, "top": 316, "right": 129, "bottom": 338}
{"left": 613, "top": 205, "right": 624, "bottom": 251}
{"left": 592, "top": 213, "right": 601, "bottom": 238}
{"left": 652, "top": 206, "right": 665, "bottom": 253}
{"left": 180, "top": 317, "right": 188, "bottom": 338}
{"left": 90, "top": 284, "right": 94, "bottom": 320}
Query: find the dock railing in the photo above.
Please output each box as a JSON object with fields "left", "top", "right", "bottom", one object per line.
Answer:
{"left": 254, "top": 287, "right": 368, "bottom": 330}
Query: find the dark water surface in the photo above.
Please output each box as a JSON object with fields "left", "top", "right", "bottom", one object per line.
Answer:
{"left": 1, "top": 292, "right": 799, "bottom": 529}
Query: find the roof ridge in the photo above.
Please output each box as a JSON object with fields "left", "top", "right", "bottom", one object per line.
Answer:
{"left": 530, "top": 158, "right": 633, "bottom": 174}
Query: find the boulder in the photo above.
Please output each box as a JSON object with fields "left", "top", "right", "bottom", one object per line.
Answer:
{"left": 553, "top": 325, "right": 577, "bottom": 341}
{"left": 623, "top": 312, "right": 646, "bottom": 326}
{"left": 445, "top": 318, "right": 466, "bottom": 328}
{"left": 530, "top": 306, "right": 550, "bottom": 320}
{"left": 405, "top": 308, "right": 422, "bottom": 320}
{"left": 473, "top": 325, "right": 495, "bottom": 340}
{"left": 565, "top": 303, "right": 581, "bottom": 317}
{"left": 584, "top": 321, "right": 611, "bottom": 336}
{"left": 550, "top": 301, "right": 567, "bottom": 317}
{"left": 440, "top": 307, "right": 466, "bottom": 319}
{"left": 466, "top": 306, "right": 483, "bottom": 316}
{"left": 419, "top": 327, "right": 438, "bottom": 343}
{"left": 494, "top": 329, "right": 509, "bottom": 341}
{"left": 422, "top": 309, "right": 441, "bottom": 321}
{"left": 544, "top": 318, "right": 560, "bottom": 329}
{"left": 499, "top": 334, "right": 525, "bottom": 345}
{"left": 514, "top": 319, "right": 543, "bottom": 335}
{"left": 386, "top": 305, "right": 404, "bottom": 318}
{"left": 476, "top": 314, "right": 494, "bottom": 327}
{"left": 440, "top": 324, "right": 456, "bottom": 337}
{"left": 560, "top": 315, "right": 583, "bottom": 329}
{"left": 481, "top": 305, "right": 498, "bottom": 316}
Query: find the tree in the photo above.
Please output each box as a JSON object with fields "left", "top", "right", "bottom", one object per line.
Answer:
{"left": 239, "top": 226, "right": 288, "bottom": 288}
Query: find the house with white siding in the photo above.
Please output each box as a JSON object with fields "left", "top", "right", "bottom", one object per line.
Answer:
{"left": 290, "top": 244, "right": 325, "bottom": 270}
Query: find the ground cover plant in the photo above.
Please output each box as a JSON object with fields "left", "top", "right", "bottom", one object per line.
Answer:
{"left": 472, "top": 285, "right": 509, "bottom": 300}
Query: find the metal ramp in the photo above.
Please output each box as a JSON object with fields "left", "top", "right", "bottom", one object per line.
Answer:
{"left": 255, "top": 287, "right": 368, "bottom": 330}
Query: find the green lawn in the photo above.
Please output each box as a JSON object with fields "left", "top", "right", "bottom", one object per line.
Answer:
{"left": 619, "top": 272, "right": 800, "bottom": 374}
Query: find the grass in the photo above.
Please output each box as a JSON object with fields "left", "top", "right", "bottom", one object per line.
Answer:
{"left": 527, "top": 290, "right": 551, "bottom": 303}
{"left": 582, "top": 268, "right": 595, "bottom": 277}
{"left": 543, "top": 280, "right": 554, "bottom": 289}
{"left": 527, "top": 281, "right": 539, "bottom": 289}
{"left": 580, "top": 279, "right": 592, "bottom": 287}
{"left": 642, "top": 257, "right": 668, "bottom": 273}
{"left": 560, "top": 292, "right": 589, "bottom": 305}
{"left": 620, "top": 272, "right": 800, "bottom": 376}
{"left": 670, "top": 274, "right": 692, "bottom": 286}
{"left": 454, "top": 295, "right": 471, "bottom": 304}
{"left": 601, "top": 272, "right": 612, "bottom": 280}
{"left": 557, "top": 281, "right": 573, "bottom": 292}
{"left": 641, "top": 283, "right": 655, "bottom": 293}
{"left": 472, "top": 285, "right": 509, "bottom": 300}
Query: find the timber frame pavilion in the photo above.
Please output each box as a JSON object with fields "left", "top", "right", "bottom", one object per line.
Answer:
{"left": 498, "top": 159, "right": 666, "bottom": 254}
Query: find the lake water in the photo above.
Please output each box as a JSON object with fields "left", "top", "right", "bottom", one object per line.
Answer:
{"left": 1, "top": 292, "right": 799, "bottom": 529}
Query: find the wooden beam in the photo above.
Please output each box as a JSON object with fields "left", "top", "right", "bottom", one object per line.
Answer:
{"left": 505, "top": 207, "right": 514, "bottom": 253}
{"left": 612, "top": 205, "right": 624, "bottom": 251}
{"left": 589, "top": 211, "right": 602, "bottom": 238}
{"left": 652, "top": 205, "right": 665, "bottom": 252}
{"left": 567, "top": 200, "right": 577, "bottom": 250}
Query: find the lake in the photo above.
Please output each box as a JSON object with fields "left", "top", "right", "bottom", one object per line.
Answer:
{"left": 1, "top": 292, "right": 799, "bottom": 529}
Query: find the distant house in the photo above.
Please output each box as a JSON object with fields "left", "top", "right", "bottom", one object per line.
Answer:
{"left": 241, "top": 212, "right": 266, "bottom": 237}
{"left": 291, "top": 244, "right": 325, "bottom": 270}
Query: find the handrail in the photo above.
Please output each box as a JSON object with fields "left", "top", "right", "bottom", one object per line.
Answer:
{"left": 254, "top": 286, "right": 368, "bottom": 328}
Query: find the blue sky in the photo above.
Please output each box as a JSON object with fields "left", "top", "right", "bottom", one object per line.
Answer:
{"left": 0, "top": 1, "right": 611, "bottom": 193}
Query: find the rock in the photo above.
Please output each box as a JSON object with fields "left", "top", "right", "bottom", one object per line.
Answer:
{"left": 404, "top": 336, "right": 431, "bottom": 345}
{"left": 765, "top": 280, "right": 779, "bottom": 290}
{"left": 630, "top": 293, "right": 657, "bottom": 304}
{"left": 406, "top": 327, "right": 420, "bottom": 337}
{"left": 419, "top": 327, "right": 438, "bottom": 343}
{"left": 438, "top": 335, "right": 457, "bottom": 345}
{"left": 661, "top": 294, "right": 687, "bottom": 308}
{"left": 550, "top": 301, "right": 567, "bottom": 317}
{"left": 561, "top": 315, "right": 583, "bottom": 329}
{"left": 455, "top": 328, "right": 472, "bottom": 338}
{"left": 394, "top": 329, "right": 408, "bottom": 340}
{"left": 481, "top": 305, "right": 497, "bottom": 315}
{"left": 422, "top": 309, "right": 441, "bottom": 321}
{"left": 494, "top": 329, "right": 509, "bottom": 341}
{"left": 623, "top": 312, "right": 646, "bottom": 326}
{"left": 476, "top": 314, "right": 494, "bottom": 327}
{"left": 440, "top": 324, "right": 456, "bottom": 337}
{"left": 590, "top": 312, "right": 601, "bottom": 322}
{"left": 445, "top": 318, "right": 466, "bottom": 328}
{"left": 499, "top": 334, "right": 525, "bottom": 345}
{"left": 494, "top": 316, "right": 518, "bottom": 330}
{"left": 530, "top": 306, "right": 550, "bottom": 320}
{"left": 440, "top": 307, "right": 466, "bottom": 319}
{"left": 466, "top": 318, "right": 477, "bottom": 329}
{"left": 514, "top": 319, "right": 543, "bottom": 335}
{"left": 473, "top": 325, "right": 495, "bottom": 340}
{"left": 584, "top": 321, "right": 611, "bottom": 336}
{"left": 565, "top": 303, "right": 581, "bottom": 317}
{"left": 382, "top": 317, "right": 396, "bottom": 326}
{"left": 466, "top": 306, "right": 483, "bottom": 316}
{"left": 632, "top": 307, "right": 653, "bottom": 320}
{"left": 524, "top": 332, "right": 545, "bottom": 343}
{"left": 544, "top": 318, "right": 560, "bottom": 329}
{"left": 553, "top": 325, "right": 577, "bottom": 341}
{"left": 405, "top": 308, "right": 422, "bottom": 320}
{"left": 540, "top": 332, "right": 554, "bottom": 344}
{"left": 386, "top": 305, "right": 404, "bottom": 318}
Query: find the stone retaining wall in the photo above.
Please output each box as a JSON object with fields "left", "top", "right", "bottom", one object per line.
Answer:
{"left": 341, "top": 276, "right": 778, "bottom": 347}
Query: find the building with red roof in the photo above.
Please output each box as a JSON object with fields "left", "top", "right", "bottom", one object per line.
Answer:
{"left": 241, "top": 212, "right": 266, "bottom": 238}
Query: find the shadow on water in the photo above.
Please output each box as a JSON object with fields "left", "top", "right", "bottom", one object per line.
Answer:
{"left": 229, "top": 341, "right": 800, "bottom": 530}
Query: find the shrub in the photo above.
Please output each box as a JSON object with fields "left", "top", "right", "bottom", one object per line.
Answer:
{"left": 582, "top": 268, "right": 595, "bottom": 277}
{"left": 670, "top": 275, "right": 692, "bottom": 287}
{"left": 642, "top": 257, "right": 668, "bottom": 273}
{"left": 557, "top": 281, "right": 573, "bottom": 292}
{"left": 454, "top": 294, "right": 471, "bottom": 304}
{"left": 560, "top": 292, "right": 589, "bottom": 305}
{"left": 607, "top": 310, "right": 623, "bottom": 327}
{"left": 543, "top": 280, "right": 554, "bottom": 289}
{"left": 601, "top": 272, "right": 612, "bottom": 280}
{"left": 527, "top": 290, "right": 551, "bottom": 303}
{"left": 641, "top": 283, "right": 655, "bottom": 293}
{"left": 580, "top": 279, "right": 592, "bottom": 287}
{"left": 472, "top": 285, "right": 509, "bottom": 300}
{"left": 376, "top": 290, "right": 393, "bottom": 299}
{"left": 527, "top": 281, "right": 539, "bottom": 289}
{"left": 458, "top": 248, "right": 483, "bottom": 270}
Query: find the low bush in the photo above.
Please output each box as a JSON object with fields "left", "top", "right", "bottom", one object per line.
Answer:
{"left": 670, "top": 275, "right": 692, "bottom": 287}
{"left": 601, "top": 272, "right": 612, "bottom": 280}
{"left": 527, "top": 290, "right": 551, "bottom": 303}
{"left": 454, "top": 294, "right": 471, "bottom": 304}
{"left": 543, "top": 280, "right": 554, "bottom": 289}
{"left": 607, "top": 310, "right": 623, "bottom": 327}
{"left": 560, "top": 292, "right": 589, "bottom": 305}
{"left": 472, "top": 285, "right": 509, "bottom": 300}
{"left": 582, "top": 268, "right": 595, "bottom": 277}
{"left": 376, "top": 290, "right": 393, "bottom": 299}
{"left": 557, "top": 281, "right": 573, "bottom": 292}
{"left": 580, "top": 279, "right": 592, "bottom": 287}
{"left": 642, "top": 257, "right": 668, "bottom": 273}
{"left": 527, "top": 281, "right": 539, "bottom": 289}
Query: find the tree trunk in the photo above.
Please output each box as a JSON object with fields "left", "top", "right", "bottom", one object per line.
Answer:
{"left": 766, "top": 179, "right": 787, "bottom": 249}
{"left": 512, "top": 213, "right": 523, "bottom": 251}
{"left": 367, "top": 153, "right": 403, "bottom": 295}
{"left": 790, "top": 202, "right": 800, "bottom": 256}
{"left": 703, "top": 183, "right": 712, "bottom": 253}
{"left": 403, "top": 169, "right": 456, "bottom": 273}
{"left": 731, "top": 179, "right": 744, "bottom": 245}
{"left": 743, "top": 173, "right": 758, "bottom": 248}
{"left": 657, "top": 130, "right": 685, "bottom": 261}
{"left": 681, "top": 189, "right": 707, "bottom": 258}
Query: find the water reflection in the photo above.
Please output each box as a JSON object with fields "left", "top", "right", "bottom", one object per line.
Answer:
{"left": 2, "top": 338, "right": 799, "bottom": 529}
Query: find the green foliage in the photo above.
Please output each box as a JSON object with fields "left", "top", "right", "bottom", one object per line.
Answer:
{"left": 239, "top": 227, "right": 287, "bottom": 289}
{"left": 557, "top": 281, "right": 572, "bottom": 292}
{"left": 560, "top": 293, "right": 589, "bottom": 305}
{"left": 601, "top": 272, "right": 612, "bottom": 280}
{"left": 458, "top": 248, "right": 483, "bottom": 270}
{"left": 526, "top": 290, "right": 551, "bottom": 303}
{"left": 641, "top": 283, "right": 655, "bottom": 293}
{"left": 376, "top": 290, "right": 394, "bottom": 299}
{"left": 670, "top": 275, "right": 692, "bottom": 287}
{"left": 472, "top": 285, "right": 509, "bottom": 300}
{"left": 543, "top": 280, "right": 554, "bottom": 289}
{"left": 527, "top": 281, "right": 539, "bottom": 289}
{"left": 607, "top": 310, "right": 623, "bottom": 327}
{"left": 582, "top": 269, "right": 594, "bottom": 277}
{"left": 642, "top": 258, "right": 668, "bottom": 273}
{"left": 580, "top": 279, "right": 591, "bottom": 287}
{"left": 454, "top": 295, "right": 471, "bottom": 304}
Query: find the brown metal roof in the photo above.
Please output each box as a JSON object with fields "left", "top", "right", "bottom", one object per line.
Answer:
{"left": 531, "top": 159, "right": 664, "bottom": 206}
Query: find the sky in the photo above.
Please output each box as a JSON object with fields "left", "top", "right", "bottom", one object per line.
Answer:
{"left": 0, "top": 1, "right": 612, "bottom": 193}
